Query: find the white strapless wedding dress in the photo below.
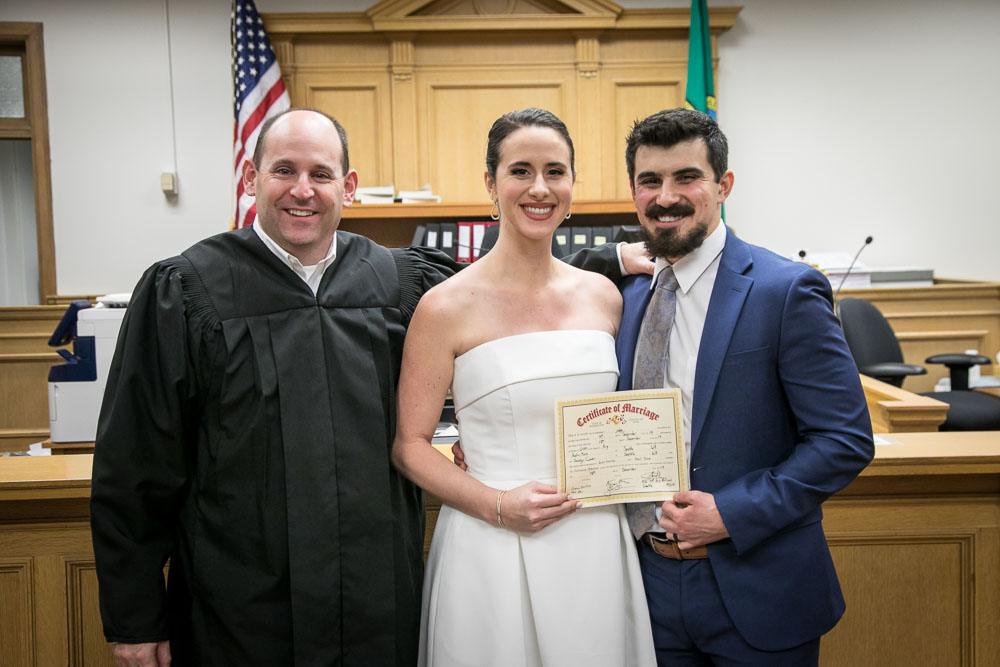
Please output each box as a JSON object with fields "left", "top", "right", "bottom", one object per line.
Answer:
{"left": 419, "top": 330, "right": 655, "bottom": 667}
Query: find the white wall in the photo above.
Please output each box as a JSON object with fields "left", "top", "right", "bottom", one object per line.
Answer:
{"left": 0, "top": 0, "right": 997, "bottom": 294}
{"left": 1, "top": 0, "right": 232, "bottom": 295}
{"left": 718, "top": 0, "right": 1000, "bottom": 281}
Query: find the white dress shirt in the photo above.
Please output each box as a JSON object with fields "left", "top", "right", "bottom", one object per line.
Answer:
{"left": 253, "top": 223, "right": 338, "bottom": 295}
{"left": 638, "top": 221, "right": 727, "bottom": 463}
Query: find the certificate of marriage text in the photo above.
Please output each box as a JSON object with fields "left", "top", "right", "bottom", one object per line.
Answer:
{"left": 555, "top": 389, "right": 689, "bottom": 507}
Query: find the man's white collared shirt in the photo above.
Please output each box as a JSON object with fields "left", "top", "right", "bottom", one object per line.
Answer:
{"left": 253, "top": 223, "right": 337, "bottom": 295}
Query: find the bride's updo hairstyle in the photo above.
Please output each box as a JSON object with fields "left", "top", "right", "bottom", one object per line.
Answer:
{"left": 485, "top": 108, "right": 576, "bottom": 182}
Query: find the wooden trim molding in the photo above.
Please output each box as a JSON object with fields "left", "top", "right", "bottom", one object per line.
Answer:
{"left": 263, "top": 5, "right": 741, "bottom": 34}
{"left": 859, "top": 374, "right": 949, "bottom": 433}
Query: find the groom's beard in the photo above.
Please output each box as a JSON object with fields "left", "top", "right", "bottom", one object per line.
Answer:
{"left": 638, "top": 202, "right": 708, "bottom": 260}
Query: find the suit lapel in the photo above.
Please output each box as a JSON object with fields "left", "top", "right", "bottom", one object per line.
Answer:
{"left": 691, "top": 230, "right": 753, "bottom": 453}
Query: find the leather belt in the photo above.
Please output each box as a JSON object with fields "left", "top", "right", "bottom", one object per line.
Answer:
{"left": 641, "top": 532, "right": 709, "bottom": 560}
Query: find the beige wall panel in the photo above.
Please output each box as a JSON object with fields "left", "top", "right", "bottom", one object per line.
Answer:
{"left": 0, "top": 355, "right": 53, "bottom": 428}
{"left": 419, "top": 78, "right": 572, "bottom": 202}
{"left": 823, "top": 536, "right": 969, "bottom": 665}
{"left": 413, "top": 32, "right": 575, "bottom": 67}
{"left": 600, "top": 31, "right": 687, "bottom": 63}
{"left": 292, "top": 36, "right": 389, "bottom": 66}
{"left": 0, "top": 523, "right": 109, "bottom": 665}
{"left": 0, "top": 558, "right": 34, "bottom": 667}
{"left": 605, "top": 77, "right": 684, "bottom": 198}
{"left": 67, "top": 559, "right": 114, "bottom": 667}
{"left": 302, "top": 78, "right": 394, "bottom": 190}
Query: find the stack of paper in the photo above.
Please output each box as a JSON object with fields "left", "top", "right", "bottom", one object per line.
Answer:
{"left": 356, "top": 185, "right": 395, "bottom": 204}
{"left": 808, "top": 251, "right": 871, "bottom": 290}
{"left": 868, "top": 267, "right": 934, "bottom": 288}
{"left": 398, "top": 184, "right": 441, "bottom": 204}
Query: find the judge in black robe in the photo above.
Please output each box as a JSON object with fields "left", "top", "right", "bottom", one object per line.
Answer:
{"left": 91, "top": 227, "right": 458, "bottom": 665}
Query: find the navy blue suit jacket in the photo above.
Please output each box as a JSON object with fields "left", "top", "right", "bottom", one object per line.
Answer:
{"left": 616, "top": 228, "right": 873, "bottom": 651}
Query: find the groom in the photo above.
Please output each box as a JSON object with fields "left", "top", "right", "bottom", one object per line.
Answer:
{"left": 617, "top": 108, "right": 873, "bottom": 664}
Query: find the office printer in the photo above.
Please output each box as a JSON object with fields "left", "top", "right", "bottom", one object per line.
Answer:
{"left": 47, "top": 295, "right": 129, "bottom": 442}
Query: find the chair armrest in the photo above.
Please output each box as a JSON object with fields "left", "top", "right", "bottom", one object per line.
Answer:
{"left": 859, "top": 362, "right": 927, "bottom": 383}
{"left": 925, "top": 353, "right": 991, "bottom": 368}
{"left": 925, "top": 353, "right": 992, "bottom": 391}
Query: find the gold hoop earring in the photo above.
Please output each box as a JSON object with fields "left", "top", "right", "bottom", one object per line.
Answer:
{"left": 490, "top": 200, "right": 500, "bottom": 221}
{"left": 565, "top": 211, "right": 572, "bottom": 220}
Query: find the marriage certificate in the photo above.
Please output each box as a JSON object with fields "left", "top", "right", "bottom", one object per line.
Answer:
{"left": 555, "top": 389, "right": 688, "bottom": 507}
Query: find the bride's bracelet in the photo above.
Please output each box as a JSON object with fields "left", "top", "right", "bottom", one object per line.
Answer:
{"left": 496, "top": 490, "right": 507, "bottom": 529}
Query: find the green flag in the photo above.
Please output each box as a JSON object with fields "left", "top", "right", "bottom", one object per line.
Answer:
{"left": 684, "top": 0, "right": 716, "bottom": 120}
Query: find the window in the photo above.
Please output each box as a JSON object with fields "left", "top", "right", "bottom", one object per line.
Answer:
{"left": 0, "top": 22, "right": 55, "bottom": 305}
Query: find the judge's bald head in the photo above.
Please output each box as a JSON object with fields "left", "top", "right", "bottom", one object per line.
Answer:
{"left": 253, "top": 108, "right": 350, "bottom": 175}
{"left": 241, "top": 108, "right": 359, "bottom": 266}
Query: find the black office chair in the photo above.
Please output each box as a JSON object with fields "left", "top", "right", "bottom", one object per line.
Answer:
{"left": 837, "top": 297, "right": 1000, "bottom": 431}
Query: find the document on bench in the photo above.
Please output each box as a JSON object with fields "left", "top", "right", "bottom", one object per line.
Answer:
{"left": 555, "top": 388, "right": 688, "bottom": 507}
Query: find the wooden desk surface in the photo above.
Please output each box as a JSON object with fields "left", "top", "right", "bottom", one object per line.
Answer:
{"left": 0, "top": 452, "right": 93, "bottom": 500}
{"left": 4, "top": 433, "right": 999, "bottom": 491}
{"left": 864, "top": 431, "right": 1000, "bottom": 476}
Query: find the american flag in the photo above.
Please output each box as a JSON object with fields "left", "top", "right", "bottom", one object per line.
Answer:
{"left": 231, "top": 0, "right": 290, "bottom": 229}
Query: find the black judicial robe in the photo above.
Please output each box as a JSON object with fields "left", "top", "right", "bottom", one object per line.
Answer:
{"left": 90, "top": 228, "right": 458, "bottom": 666}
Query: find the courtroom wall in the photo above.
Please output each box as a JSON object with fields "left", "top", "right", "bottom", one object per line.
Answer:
{"left": 0, "top": 0, "right": 997, "bottom": 297}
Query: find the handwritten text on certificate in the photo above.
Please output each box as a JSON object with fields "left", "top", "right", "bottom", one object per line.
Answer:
{"left": 555, "top": 389, "right": 688, "bottom": 507}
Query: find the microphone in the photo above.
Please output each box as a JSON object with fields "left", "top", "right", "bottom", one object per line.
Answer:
{"left": 833, "top": 236, "right": 873, "bottom": 301}
{"left": 797, "top": 249, "right": 807, "bottom": 261}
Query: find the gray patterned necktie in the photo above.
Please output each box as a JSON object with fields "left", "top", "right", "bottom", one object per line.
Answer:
{"left": 626, "top": 267, "right": 679, "bottom": 539}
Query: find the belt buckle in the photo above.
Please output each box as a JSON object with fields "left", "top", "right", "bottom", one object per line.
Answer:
{"left": 647, "top": 533, "right": 685, "bottom": 560}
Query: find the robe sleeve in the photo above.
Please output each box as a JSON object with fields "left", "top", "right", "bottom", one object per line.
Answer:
{"left": 392, "top": 246, "right": 460, "bottom": 320}
{"left": 90, "top": 259, "right": 210, "bottom": 643}
{"left": 563, "top": 242, "right": 624, "bottom": 284}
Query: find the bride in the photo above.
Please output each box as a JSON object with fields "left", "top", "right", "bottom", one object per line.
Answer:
{"left": 392, "top": 108, "right": 655, "bottom": 667}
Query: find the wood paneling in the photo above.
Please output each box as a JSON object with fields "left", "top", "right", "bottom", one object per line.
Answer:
{"left": 424, "top": 78, "right": 569, "bottom": 201}
{"left": 66, "top": 558, "right": 114, "bottom": 667}
{"left": 825, "top": 534, "right": 971, "bottom": 665}
{"left": 3, "top": 436, "right": 1000, "bottom": 666}
{"left": 307, "top": 80, "right": 392, "bottom": 186}
{"left": 0, "top": 455, "right": 112, "bottom": 665}
{"left": 0, "top": 558, "right": 34, "bottom": 667}
{"left": 260, "top": 3, "right": 737, "bottom": 234}
{"left": 0, "top": 305, "right": 67, "bottom": 452}
{"left": 608, "top": 77, "right": 683, "bottom": 197}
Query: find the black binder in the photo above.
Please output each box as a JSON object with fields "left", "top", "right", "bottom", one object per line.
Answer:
{"left": 613, "top": 225, "right": 642, "bottom": 243}
{"left": 552, "top": 227, "right": 571, "bottom": 258}
{"left": 570, "top": 227, "right": 592, "bottom": 254}
{"left": 411, "top": 224, "right": 427, "bottom": 247}
{"left": 591, "top": 226, "right": 613, "bottom": 248}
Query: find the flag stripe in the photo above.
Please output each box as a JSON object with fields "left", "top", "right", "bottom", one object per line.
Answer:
{"left": 231, "top": 0, "right": 290, "bottom": 229}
